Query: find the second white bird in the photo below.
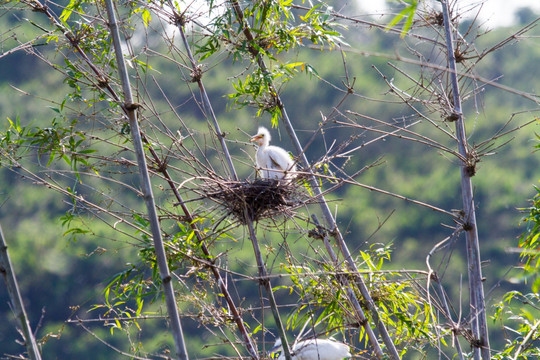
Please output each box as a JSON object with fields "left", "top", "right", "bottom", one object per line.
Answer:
{"left": 270, "top": 338, "right": 351, "bottom": 360}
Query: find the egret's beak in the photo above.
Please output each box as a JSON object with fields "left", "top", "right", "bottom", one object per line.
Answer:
{"left": 250, "top": 135, "right": 262, "bottom": 142}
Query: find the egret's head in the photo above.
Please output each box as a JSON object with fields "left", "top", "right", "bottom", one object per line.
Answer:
{"left": 250, "top": 126, "right": 271, "bottom": 147}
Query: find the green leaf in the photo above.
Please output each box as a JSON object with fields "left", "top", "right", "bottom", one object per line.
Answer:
{"left": 141, "top": 8, "right": 151, "bottom": 28}
{"left": 78, "top": 149, "right": 96, "bottom": 154}
{"left": 252, "top": 324, "right": 263, "bottom": 334}
{"left": 60, "top": 0, "right": 82, "bottom": 23}
{"left": 385, "top": 0, "right": 418, "bottom": 38}
{"left": 59, "top": 8, "right": 73, "bottom": 23}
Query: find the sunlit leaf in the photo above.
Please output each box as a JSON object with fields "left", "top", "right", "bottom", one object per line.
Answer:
{"left": 385, "top": 0, "right": 418, "bottom": 38}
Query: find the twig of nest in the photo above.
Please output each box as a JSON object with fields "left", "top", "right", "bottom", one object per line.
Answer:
{"left": 200, "top": 178, "right": 305, "bottom": 223}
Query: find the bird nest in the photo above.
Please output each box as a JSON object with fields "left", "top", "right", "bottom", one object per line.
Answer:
{"left": 199, "top": 178, "right": 305, "bottom": 223}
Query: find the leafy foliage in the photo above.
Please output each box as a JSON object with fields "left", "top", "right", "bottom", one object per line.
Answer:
{"left": 198, "top": 0, "right": 345, "bottom": 124}
{"left": 492, "top": 291, "right": 540, "bottom": 360}
{"left": 517, "top": 131, "right": 540, "bottom": 292}
{"left": 518, "top": 185, "right": 540, "bottom": 291}
{"left": 281, "top": 243, "right": 434, "bottom": 353}
{"left": 1, "top": 115, "right": 96, "bottom": 177}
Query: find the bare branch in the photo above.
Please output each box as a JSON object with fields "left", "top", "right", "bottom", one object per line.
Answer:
{"left": 0, "top": 224, "right": 42, "bottom": 360}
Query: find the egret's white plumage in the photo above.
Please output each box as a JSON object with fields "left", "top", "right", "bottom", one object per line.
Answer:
{"left": 250, "top": 127, "right": 296, "bottom": 180}
{"left": 270, "top": 338, "right": 351, "bottom": 360}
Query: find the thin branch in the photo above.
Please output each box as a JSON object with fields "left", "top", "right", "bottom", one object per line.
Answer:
{"left": 75, "top": 319, "right": 158, "bottom": 360}
{"left": 511, "top": 320, "right": 540, "bottom": 360}
{"left": 0, "top": 224, "right": 42, "bottom": 360}
{"left": 426, "top": 235, "right": 465, "bottom": 360}
{"left": 310, "top": 214, "right": 383, "bottom": 358}
{"left": 168, "top": 0, "right": 238, "bottom": 181}
{"left": 67, "top": 315, "right": 167, "bottom": 323}
{"left": 245, "top": 217, "right": 292, "bottom": 360}
{"left": 336, "top": 114, "right": 461, "bottom": 160}
{"left": 332, "top": 46, "right": 540, "bottom": 104}
{"left": 150, "top": 150, "right": 260, "bottom": 359}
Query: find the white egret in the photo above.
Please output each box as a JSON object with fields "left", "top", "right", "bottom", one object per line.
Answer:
{"left": 250, "top": 126, "right": 296, "bottom": 180}
{"left": 270, "top": 338, "right": 351, "bottom": 360}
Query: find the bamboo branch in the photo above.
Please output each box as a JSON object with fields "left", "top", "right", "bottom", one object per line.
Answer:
{"left": 172, "top": 5, "right": 237, "bottom": 182}
{"left": 426, "top": 235, "right": 465, "bottom": 360}
{"left": 245, "top": 217, "right": 292, "bottom": 360}
{"left": 511, "top": 319, "right": 540, "bottom": 360}
{"left": 297, "top": 4, "right": 539, "bottom": 104}
{"left": 0, "top": 224, "right": 42, "bottom": 360}
{"left": 75, "top": 319, "right": 156, "bottom": 360}
{"left": 103, "top": 1, "right": 188, "bottom": 359}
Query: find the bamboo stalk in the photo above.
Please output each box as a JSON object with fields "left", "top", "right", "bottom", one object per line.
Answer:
{"left": 0, "top": 224, "right": 42, "bottom": 360}
{"left": 440, "top": 1, "right": 490, "bottom": 359}
{"left": 166, "top": 3, "right": 290, "bottom": 358}
{"left": 174, "top": 9, "right": 236, "bottom": 182}
{"left": 311, "top": 215, "right": 383, "bottom": 358}
{"left": 245, "top": 217, "right": 293, "bottom": 360}
{"left": 512, "top": 320, "right": 539, "bottom": 360}
{"left": 103, "top": 1, "right": 188, "bottom": 359}
{"left": 148, "top": 145, "right": 260, "bottom": 359}
{"left": 226, "top": 1, "right": 399, "bottom": 358}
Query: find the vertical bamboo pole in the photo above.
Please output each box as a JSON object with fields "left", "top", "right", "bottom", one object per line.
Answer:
{"left": 167, "top": 3, "right": 290, "bottom": 358}
{"left": 153, "top": 151, "right": 259, "bottom": 358}
{"left": 246, "top": 218, "right": 292, "bottom": 360}
{"left": 162, "top": 4, "right": 259, "bottom": 356}
{"left": 226, "top": 1, "right": 398, "bottom": 358}
{"left": 311, "top": 215, "right": 383, "bottom": 359}
{"left": 104, "top": 1, "right": 188, "bottom": 359}
{"left": 440, "top": 1, "right": 490, "bottom": 359}
{"left": 278, "top": 104, "right": 400, "bottom": 360}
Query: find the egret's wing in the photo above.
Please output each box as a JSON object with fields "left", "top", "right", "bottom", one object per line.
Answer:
{"left": 269, "top": 154, "right": 282, "bottom": 169}
{"left": 267, "top": 151, "right": 285, "bottom": 170}
{"left": 293, "top": 339, "right": 351, "bottom": 360}
{"left": 267, "top": 146, "right": 294, "bottom": 171}
{"left": 293, "top": 341, "right": 322, "bottom": 360}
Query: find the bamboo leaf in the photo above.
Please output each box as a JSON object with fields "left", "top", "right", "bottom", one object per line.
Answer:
{"left": 385, "top": 0, "right": 418, "bottom": 38}
{"left": 141, "top": 8, "right": 151, "bottom": 28}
